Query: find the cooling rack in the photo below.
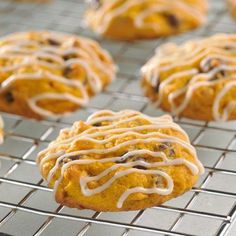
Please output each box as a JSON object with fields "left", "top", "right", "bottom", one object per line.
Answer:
{"left": 0, "top": 0, "right": 236, "bottom": 235}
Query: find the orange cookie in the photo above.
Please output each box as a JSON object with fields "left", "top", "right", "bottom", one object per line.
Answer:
{"left": 85, "top": 0, "right": 208, "bottom": 40}
{"left": 0, "top": 31, "right": 116, "bottom": 119}
{"left": 142, "top": 34, "right": 236, "bottom": 121}
{"left": 37, "top": 110, "right": 204, "bottom": 212}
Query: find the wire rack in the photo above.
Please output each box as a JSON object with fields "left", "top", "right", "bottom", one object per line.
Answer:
{"left": 0, "top": 0, "right": 236, "bottom": 235}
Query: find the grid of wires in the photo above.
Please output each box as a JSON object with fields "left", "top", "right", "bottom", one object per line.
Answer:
{"left": 0, "top": 0, "right": 236, "bottom": 235}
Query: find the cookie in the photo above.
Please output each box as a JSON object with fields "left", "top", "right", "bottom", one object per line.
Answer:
{"left": 37, "top": 109, "right": 204, "bottom": 212}
{"left": 227, "top": 0, "right": 236, "bottom": 18}
{"left": 0, "top": 116, "right": 3, "bottom": 144}
{"left": 85, "top": 0, "right": 208, "bottom": 41}
{"left": 0, "top": 31, "right": 116, "bottom": 119}
{"left": 142, "top": 34, "right": 236, "bottom": 121}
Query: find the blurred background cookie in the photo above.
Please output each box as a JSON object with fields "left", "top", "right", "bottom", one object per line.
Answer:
{"left": 0, "top": 31, "right": 116, "bottom": 120}
{"left": 37, "top": 109, "right": 204, "bottom": 212}
{"left": 141, "top": 34, "right": 236, "bottom": 121}
{"left": 85, "top": 0, "right": 208, "bottom": 41}
{"left": 227, "top": 0, "right": 236, "bottom": 18}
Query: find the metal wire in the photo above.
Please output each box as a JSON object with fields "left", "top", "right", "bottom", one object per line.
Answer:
{"left": 0, "top": 0, "right": 236, "bottom": 235}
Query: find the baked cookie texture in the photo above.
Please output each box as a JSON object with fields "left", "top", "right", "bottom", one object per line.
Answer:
{"left": 142, "top": 34, "right": 236, "bottom": 122}
{"left": 228, "top": 0, "right": 236, "bottom": 18}
{"left": 0, "top": 116, "right": 3, "bottom": 144}
{"left": 37, "top": 110, "right": 204, "bottom": 212}
{"left": 0, "top": 31, "right": 116, "bottom": 120}
{"left": 85, "top": 0, "right": 208, "bottom": 41}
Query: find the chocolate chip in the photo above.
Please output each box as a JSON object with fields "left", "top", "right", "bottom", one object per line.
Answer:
{"left": 47, "top": 38, "right": 61, "bottom": 46}
{"left": 133, "top": 165, "right": 147, "bottom": 170}
{"left": 63, "top": 53, "right": 78, "bottom": 61}
{"left": 217, "top": 70, "right": 226, "bottom": 77}
{"left": 158, "top": 144, "right": 169, "bottom": 151}
{"left": 60, "top": 158, "right": 70, "bottom": 164}
{"left": 154, "top": 80, "right": 160, "bottom": 92}
{"left": 155, "top": 142, "right": 170, "bottom": 151}
{"left": 154, "top": 143, "right": 175, "bottom": 157}
{"left": 5, "top": 91, "right": 14, "bottom": 103}
{"left": 60, "top": 155, "right": 80, "bottom": 165}
{"left": 224, "top": 45, "right": 236, "bottom": 51}
{"left": 209, "top": 70, "right": 226, "bottom": 81}
{"left": 63, "top": 65, "right": 73, "bottom": 77}
{"left": 169, "top": 149, "right": 175, "bottom": 157}
{"left": 93, "top": 122, "right": 102, "bottom": 127}
{"left": 162, "top": 13, "right": 180, "bottom": 28}
{"left": 69, "top": 155, "right": 81, "bottom": 160}
{"left": 116, "top": 156, "right": 146, "bottom": 164}
{"left": 38, "top": 57, "right": 54, "bottom": 63}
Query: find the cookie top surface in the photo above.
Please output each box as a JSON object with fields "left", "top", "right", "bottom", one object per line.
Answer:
{"left": 38, "top": 109, "right": 204, "bottom": 211}
{"left": 142, "top": 34, "right": 236, "bottom": 121}
{"left": 85, "top": 0, "right": 208, "bottom": 40}
{"left": 0, "top": 31, "right": 116, "bottom": 119}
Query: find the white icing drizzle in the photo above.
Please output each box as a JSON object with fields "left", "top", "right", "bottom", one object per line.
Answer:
{"left": 38, "top": 110, "right": 190, "bottom": 157}
{"left": 142, "top": 34, "right": 236, "bottom": 121}
{"left": 28, "top": 93, "right": 89, "bottom": 118}
{"left": 87, "top": 109, "right": 174, "bottom": 125}
{"left": 143, "top": 40, "right": 236, "bottom": 77}
{"left": 38, "top": 110, "right": 204, "bottom": 209}
{"left": 213, "top": 81, "right": 236, "bottom": 121}
{"left": 0, "top": 31, "right": 116, "bottom": 118}
{"left": 86, "top": 0, "right": 207, "bottom": 35}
